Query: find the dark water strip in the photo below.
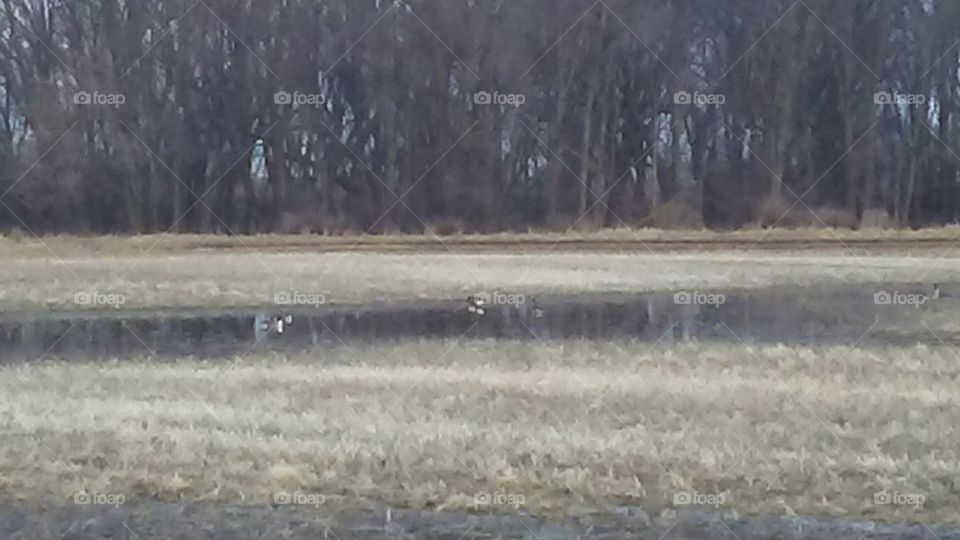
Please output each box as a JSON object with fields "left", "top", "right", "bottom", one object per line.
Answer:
{"left": 0, "top": 285, "right": 943, "bottom": 361}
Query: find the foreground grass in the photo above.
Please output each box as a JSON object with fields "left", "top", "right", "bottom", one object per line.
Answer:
{"left": 2, "top": 340, "right": 957, "bottom": 524}
{"left": 2, "top": 248, "right": 960, "bottom": 312}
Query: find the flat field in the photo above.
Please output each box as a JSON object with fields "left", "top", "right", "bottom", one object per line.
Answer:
{"left": 2, "top": 340, "right": 956, "bottom": 524}
{"left": 4, "top": 230, "right": 959, "bottom": 537}
{"left": 1, "top": 229, "right": 960, "bottom": 312}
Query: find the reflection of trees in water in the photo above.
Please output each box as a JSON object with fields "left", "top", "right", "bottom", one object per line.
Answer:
{"left": 0, "top": 289, "right": 907, "bottom": 360}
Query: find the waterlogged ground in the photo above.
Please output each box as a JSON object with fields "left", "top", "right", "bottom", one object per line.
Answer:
{"left": 1, "top": 282, "right": 957, "bottom": 360}
{"left": 5, "top": 283, "right": 960, "bottom": 538}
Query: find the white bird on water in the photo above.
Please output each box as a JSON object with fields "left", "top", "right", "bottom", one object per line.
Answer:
{"left": 466, "top": 295, "right": 487, "bottom": 315}
{"left": 257, "top": 314, "right": 294, "bottom": 335}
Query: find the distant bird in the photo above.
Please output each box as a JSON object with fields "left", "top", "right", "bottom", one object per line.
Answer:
{"left": 530, "top": 298, "right": 545, "bottom": 319}
{"left": 259, "top": 314, "right": 294, "bottom": 334}
{"left": 932, "top": 283, "right": 944, "bottom": 300}
{"left": 515, "top": 297, "right": 544, "bottom": 321}
{"left": 466, "top": 295, "right": 487, "bottom": 316}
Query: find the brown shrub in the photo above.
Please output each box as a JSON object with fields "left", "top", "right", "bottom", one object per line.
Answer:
{"left": 431, "top": 218, "right": 467, "bottom": 236}
{"left": 860, "top": 208, "right": 898, "bottom": 230}
{"left": 755, "top": 197, "right": 859, "bottom": 229}
{"left": 641, "top": 192, "right": 704, "bottom": 230}
{"left": 277, "top": 211, "right": 361, "bottom": 235}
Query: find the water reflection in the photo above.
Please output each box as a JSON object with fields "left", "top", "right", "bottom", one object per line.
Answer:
{"left": 0, "top": 287, "right": 922, "bottom": 361}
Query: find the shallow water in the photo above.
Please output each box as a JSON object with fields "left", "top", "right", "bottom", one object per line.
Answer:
{"left": 0, "top": 283, "right": 949, "bottom": 360}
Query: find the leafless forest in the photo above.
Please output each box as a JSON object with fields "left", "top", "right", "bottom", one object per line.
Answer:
{"left": 1, "top": 0, "right": 959, "bottom": 234}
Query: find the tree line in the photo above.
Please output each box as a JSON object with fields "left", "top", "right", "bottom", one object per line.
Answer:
{"left": 1, "top": 0, "right": 959, "bottom": 234}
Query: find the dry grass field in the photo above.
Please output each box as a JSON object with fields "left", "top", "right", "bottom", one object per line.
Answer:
{"left": 4, "top": 227, "right": 960, "bottom": 257}
{"left": 3, "top": 340, "right": 957, "bottom": 524}
{"left": 1, "top": 230, "right": 960, "bottom": 312}
{"left": 4, "top": 230, "right": 959, "bottom": 532}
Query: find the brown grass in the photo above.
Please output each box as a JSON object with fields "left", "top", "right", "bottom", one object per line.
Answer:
{"left": 2, "top": 227, "right": 960, "bottom": 257}
{"left": 4, "top": 228, "right": 960, "bottom": 312}
{"left": 2, "top": 247, "right": 960, "bottom": 312}
{"left": 2, "top": 340, "right": 958, "bottom": 524}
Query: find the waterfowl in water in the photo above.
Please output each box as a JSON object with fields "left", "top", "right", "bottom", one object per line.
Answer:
{"left": 530, "top": 297, "right": 544, "bottom": 319}
{"left": 466, "top": 295, "right": 487, "bottom": 316}
{"left": 259, "top": 314, "right": 294, "bottom": 334}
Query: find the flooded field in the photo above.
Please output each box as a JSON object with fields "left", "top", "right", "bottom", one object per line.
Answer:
{"left": 0, "top": 283, "right": 955, "bottom": 360}
{"left": 5, "top": 283, "right": 960, "bottom": 538}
